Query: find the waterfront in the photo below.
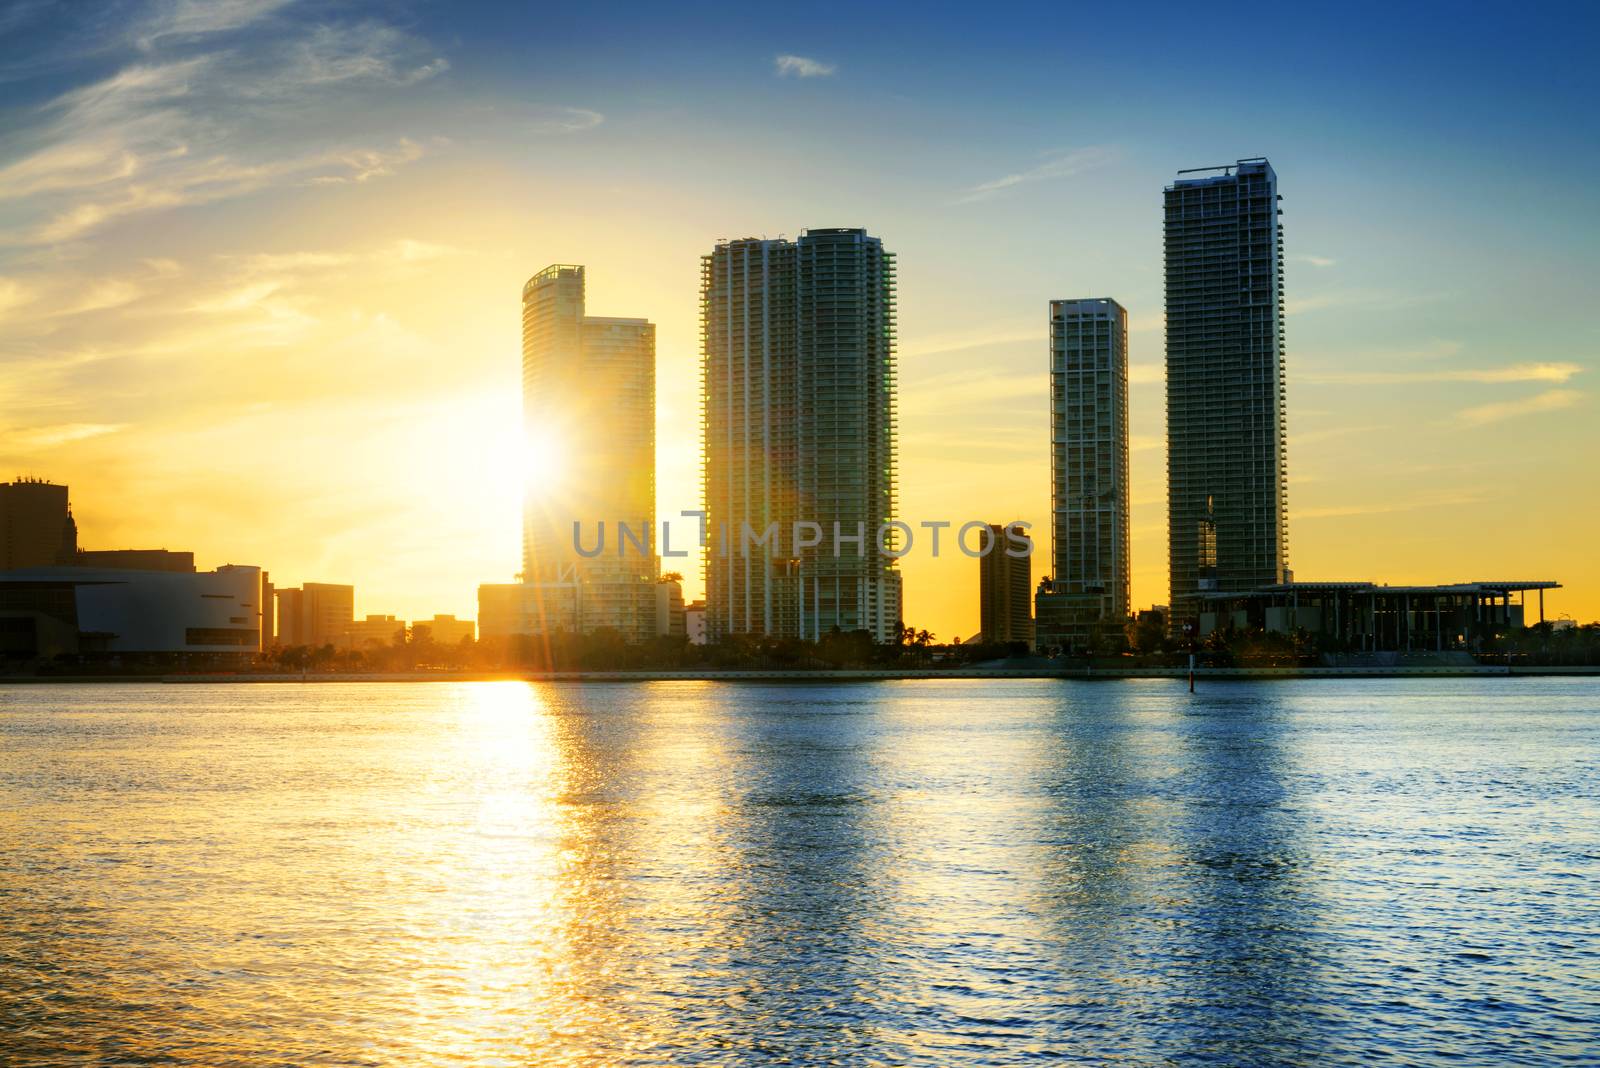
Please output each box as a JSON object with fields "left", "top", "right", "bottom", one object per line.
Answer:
{"left": 2, "top": 679, "right": 1597, "bottom": 1065}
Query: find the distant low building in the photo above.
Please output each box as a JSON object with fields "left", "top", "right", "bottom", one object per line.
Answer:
{"left": 479, "top": 583, "right": 562, "bottom": 640}
{"left": 341, "top": 614, "right": 405, "bottom": 649}
{"left": 1197, "top": 580, "right": 1560, "bottom": 652}
{"left": 0, "top": 564, "right": 263, "bottom": 662}
{"left": 74, "top": 549, "right": 194, "bottom": 572}
{"left": 479, "top": 579, "right": 671, "bottom": 641}
{"left": 411, "top": 614, "right": 474, "bottom": 645}
{"left": 684, "top": 599, "right": 707, "bottom": 645}
{"left": 276, "top": 583, "right": 354, "bottom": 647}
{"left": 655, "top": 578, "right": 685, "bottom": 639}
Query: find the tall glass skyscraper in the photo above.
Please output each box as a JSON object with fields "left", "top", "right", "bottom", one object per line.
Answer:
{"left": 1035, "top": 299, "right": 1130, "bottom": 652}
{"left": 520, "top": 264, "right": 658, "bottom": 639}
{"left": 1164, "top": 159, "right": 1289, "bottom": 627}
{"left": 701, "top": 228, "right": 900, "bottom": 642}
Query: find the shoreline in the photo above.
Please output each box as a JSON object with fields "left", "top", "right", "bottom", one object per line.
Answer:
{"left": 2, "top": 665, "right": 1597, "bottom": 684}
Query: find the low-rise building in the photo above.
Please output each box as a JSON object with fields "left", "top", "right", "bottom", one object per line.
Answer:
{"left": 74, "top": 549, "right": 194, "bottom": 572}
{"left": 1197, "top": 580, "right": 1560, "bottom": 652}
{"left": 411, "top": 614, "right": 474, "bottom": 645}
{"left": 655, "top": 578, "right": 685, "bottom": 639}
{"left": 0, "top": 564, "right": 263, "bottom": 662}
{"left": 341, "top": 615, "right": 405, "bottom": 649}
{"left": 685, "top": 599, "right": 707, "bottom": 645}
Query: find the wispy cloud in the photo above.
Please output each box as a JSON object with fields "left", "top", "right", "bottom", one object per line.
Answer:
{"left": 902, "top": 368, "right": 1040, "bottom": 410}
{"left": 526, "top": 105, "right": 604, "bottom": 134}
{"left": 1294, "top": 490, "right": 1489, "bottom": 521}
{"left": 134, "top": 0, "right": 296, "bottom": 50}
{"left": 7, "top": 422, "right": 127, "bottom": 448}
{"left": 1293, "top": 253, "right": 1337, "bottom": 268}
{"left": 0, "top": 12, "right": 448, "bottom": 246}
{"left": 1287, "top": 289, "right": 1448, "bottom": 316}
{"left": 959, "top": 146, "right": 1118, "bottom": 203}
{"left": 774, "top": 54, "right": 835, "bottom": 78}
{"left": 1305, "top": 362, "right": 1584, "bottom": 386}
{"left": 1455, "top": 389, "right": 1583, "bottom": 426}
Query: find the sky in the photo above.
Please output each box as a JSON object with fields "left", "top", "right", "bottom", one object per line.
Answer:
{"left": 2, "top": 0, "right": 1597, "bottom": 638}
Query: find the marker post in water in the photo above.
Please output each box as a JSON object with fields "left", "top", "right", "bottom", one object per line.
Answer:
{"left": 1183, "top": 622, "right": 1196, "bottom": 693}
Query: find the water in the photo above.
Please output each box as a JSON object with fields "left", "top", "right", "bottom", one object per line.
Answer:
{"left": 2, "top": 679, "right": 1597, "bottom": 1066}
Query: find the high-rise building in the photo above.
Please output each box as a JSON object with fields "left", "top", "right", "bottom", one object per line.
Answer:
{"left": 520, "top": 264, "right": 659, "bottom": 641}
{"left": 0, "top": 479, "right": 78, "bottom": 570}
{"left": 1035, "top": 299, "right": 1131, "bottom": 652}
{"left": 702, "top": 228, "right": 901, "bottom": 643}
{"left": 979, "top": 523, "right": 1032, "bottom": 645}
{"left": 1164, "top": 159, "right": 1289, "bottom": 627}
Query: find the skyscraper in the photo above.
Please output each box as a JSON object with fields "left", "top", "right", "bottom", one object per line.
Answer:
{"left": 702, "top": 228, "right": 900, "bottom": 642}
{"left": 1035, "top": 299, "right": 1131, "bottom": 652}
{"left": 979, "top": 522, "right": 1032, "bottom": 645}
{"left": 520, "top": 264, "right": 659, "bottom": 640}
{"left": 1164, "top": 159, "right": 1289, "bottom": 627}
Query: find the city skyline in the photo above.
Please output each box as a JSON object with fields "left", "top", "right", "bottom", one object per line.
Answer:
{"left": 2, "top": 2, "right": 1596, "bottom": 639}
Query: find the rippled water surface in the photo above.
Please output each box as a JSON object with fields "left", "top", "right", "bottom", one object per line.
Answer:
{"left": 2, "top": 678, "right": 1598, "bottom": 1065}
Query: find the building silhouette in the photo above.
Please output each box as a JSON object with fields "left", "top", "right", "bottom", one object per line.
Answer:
{"left": 1036, "top": 299, "right": 1131, "bottom": 651}
{"left": 702, "top": 228, "right": 901, "bottom": 642}
{"left": 519, "top": 264, "right": 659, "bottom": 641}
{"left": 0, "top": 479, "right": 77, "bottom": 570}
{"left": 1164, "top": 159, "right": 1289, "bottom": 627}
{"left": 979, "top": 523, "right": 1032, "bottom": 645}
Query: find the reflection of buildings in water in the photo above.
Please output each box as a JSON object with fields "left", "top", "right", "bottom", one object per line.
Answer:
{"left": 670, "top": 687, "right": 893, "bottom": 1062}
{"left": 1022, "top": 684, "right": 1331, "bottom": 1061}
{"left": 1165, "top": 691, "right": 1328, "bottom": 1062}
{"left": 1026, "top": 684, "right": 1173, "bottom": 1056}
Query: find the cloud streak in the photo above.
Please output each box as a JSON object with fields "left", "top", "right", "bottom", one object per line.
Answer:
{"left": 1304, "top": 362, "right": 1584, "bottom": 386}
{"left": 959, "top": 146, "right": 1119, "bottom": 203}
{"left": 1455, "top": 389, "right": 1582, "bottom": 426}
{"left": 775, "top": 54, "right": 835, "bottom": 78}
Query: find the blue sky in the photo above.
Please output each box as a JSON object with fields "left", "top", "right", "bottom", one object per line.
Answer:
{"left": 1, "top": 0, "right": 1597, "bottom": 633}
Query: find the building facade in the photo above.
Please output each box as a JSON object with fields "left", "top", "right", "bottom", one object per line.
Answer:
{"left": 979, "top": 523, "right": 1033, "bottom": 645}
{"left": 702, "top": 228, "right": 901, "bottom": 643}
{"left": 520, "top": 264, "right": 659, "bottom": 641}
{"left": 1165, "top": 159, "right": 1289, "bottom": 627}
{"left": 1036, "top": 299, "right": 1131, "bottom": 653}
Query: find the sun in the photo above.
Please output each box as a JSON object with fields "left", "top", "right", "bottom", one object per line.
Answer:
{"left": 522, "top": 424, "right": 568, "bottom": 502}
